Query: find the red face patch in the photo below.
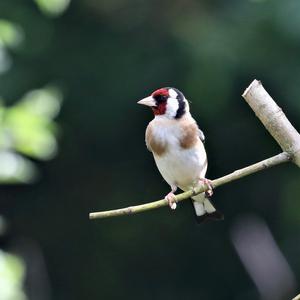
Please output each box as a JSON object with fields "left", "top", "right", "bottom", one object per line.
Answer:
{"left": 152, "top": 102, "right": 167, "bottom": 115}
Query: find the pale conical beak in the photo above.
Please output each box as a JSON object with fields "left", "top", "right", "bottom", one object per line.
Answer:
{"left": 137, "top": 96, "right": 156, "bottom": 107}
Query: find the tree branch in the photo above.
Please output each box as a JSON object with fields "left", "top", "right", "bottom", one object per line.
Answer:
{"left": 89, "top": 79, "right": 300, "bottom": 220}
{"left": 89, "top": 152, "right": 290, "bottom": 219}
{"left": 243, "top": 80, "right": 300, "bottom": 166}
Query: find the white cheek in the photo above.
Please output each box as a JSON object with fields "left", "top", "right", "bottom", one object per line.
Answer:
{"left": 165, "top": 98, "right": 179, "bottom": 118}
{"left": 168, "top": 89, "right": 178, "bottom": 99}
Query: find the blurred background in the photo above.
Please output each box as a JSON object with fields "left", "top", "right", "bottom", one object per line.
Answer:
{"left": 0, "top": 0, "right": 300, "bottom": 299}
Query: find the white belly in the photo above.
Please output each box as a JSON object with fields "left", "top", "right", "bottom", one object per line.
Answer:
{"left": 154, "top": 144, "right": 207, "bottom": 191}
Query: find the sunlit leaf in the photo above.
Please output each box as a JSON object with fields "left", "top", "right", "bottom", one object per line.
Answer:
{"left": 0, "top": 151, "right": 38, "bottom": 183}
{"left": 34, "top": 0, "right": 71, "bottom": 16}
{"left": 20, "top": 86, "right": 62, "bottom": 119}
{"left": 4, "top": 104, "right": 58, "bottom": 160}
{"left": 0, "top": 86, "right": 62, "bottom": 161}
{"left": 0, "top": 19, "right": 24, "bottom": 48}
{"left": 0, "top": 85, "right": 62, "bottom": 182}
{"left": 0, "top": 250, "right": 27, "bottom": 300}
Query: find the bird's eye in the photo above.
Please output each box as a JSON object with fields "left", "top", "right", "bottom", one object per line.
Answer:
{"left": 155, "top": 94, "right": 167, "bottom": 103}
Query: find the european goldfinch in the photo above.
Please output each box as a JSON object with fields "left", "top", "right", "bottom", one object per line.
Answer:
{"left": 138, "top": 87, "right": 223, "bottom": 223}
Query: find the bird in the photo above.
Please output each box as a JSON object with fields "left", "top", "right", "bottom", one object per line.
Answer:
{"left": 137, "top": 87, "right": 223, "bottom": 223}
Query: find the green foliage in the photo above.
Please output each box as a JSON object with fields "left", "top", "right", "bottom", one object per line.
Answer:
{"left": 0, "top": 15, "right": 62, "bottom": 183}
{"left": 0, "top": 87, "right": 62, "bottom": 183}
{"left": 3, "top": 87, "right": 61, "bottom": 159}
{"left": 33, "top": 0, "right": 70, "bottom": 16}
{"left": 0, "top": 20, "right": 23, "bottom": 48}
{"left": 0, "top": 250, "right": 27, "bottom": 300}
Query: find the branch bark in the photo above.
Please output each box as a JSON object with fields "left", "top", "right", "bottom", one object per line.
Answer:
{"left": 243, "top": 80, "right": 300, "bottom": 166}
{"left": 89, "top": 79, "right": 300, "bottom": 220}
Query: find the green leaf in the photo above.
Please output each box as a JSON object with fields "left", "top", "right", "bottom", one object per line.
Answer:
{"left": 0, "top": 250, "right": 27, "bottom": 300}
{"left": 0, "top": 20, "right": 24, "bottom": 48}
{"left": 34, "top": 0, "right": 71, "bottom": 17}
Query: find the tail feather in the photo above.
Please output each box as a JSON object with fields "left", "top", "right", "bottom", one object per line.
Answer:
{"left": 192, "top": 193, "right": 224, "bottom": 224}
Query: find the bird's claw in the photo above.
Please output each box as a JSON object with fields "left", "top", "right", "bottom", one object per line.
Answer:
{"left": 165, "top": 192, "right": 177, "bottom": 210}
{"left": 199, "top": 178, "right": 214, "bottom": 198}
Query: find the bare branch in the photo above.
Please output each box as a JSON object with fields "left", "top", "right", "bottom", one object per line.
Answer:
{"left": 89, "top": 152, "right": 290, "bottom": 219}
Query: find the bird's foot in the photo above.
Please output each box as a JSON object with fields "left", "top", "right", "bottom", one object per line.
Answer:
{"left": 199, "top": 178, "right": 214, "bottom": 198}
{"left": 165, "top": 192, "right": 177, "bottom": 210}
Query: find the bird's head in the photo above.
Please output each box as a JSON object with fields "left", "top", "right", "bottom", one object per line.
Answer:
{"left": 137, "top": 87, "right": 189, "bottom": 119}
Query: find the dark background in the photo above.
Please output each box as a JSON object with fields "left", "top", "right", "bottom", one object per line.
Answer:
{"left": 0, "top": 0, "right": 300, "bottom": 299}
